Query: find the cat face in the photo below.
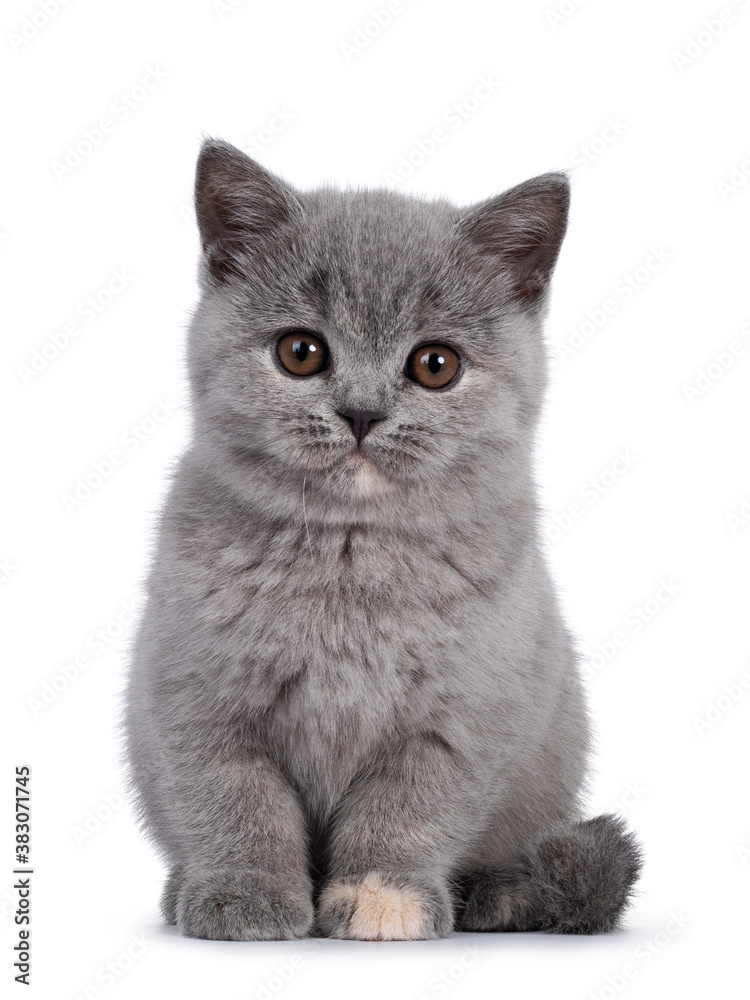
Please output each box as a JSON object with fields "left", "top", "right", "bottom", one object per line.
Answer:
{"left": 187, "top": 141, "right": 569, "bottom": 507}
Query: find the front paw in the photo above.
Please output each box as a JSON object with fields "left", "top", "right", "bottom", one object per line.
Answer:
{"left": 176, "top": 868, "right": 313, "bottom": 941}
{"left": 316, "top": 872, "right": 453, "bottom": 940}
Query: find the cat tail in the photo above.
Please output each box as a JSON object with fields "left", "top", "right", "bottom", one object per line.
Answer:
{"left": 458, "top": 813, "right": 643, "bottom": 934}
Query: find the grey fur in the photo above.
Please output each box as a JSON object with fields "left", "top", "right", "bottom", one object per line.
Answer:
{"left": 458, "top": 813, "right": 643, "bottom": 933}
{"left": 123, "top": 139, "right": 642, "bottom": 941}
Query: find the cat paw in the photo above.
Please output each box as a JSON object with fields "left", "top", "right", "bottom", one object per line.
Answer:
{"left": 316, "top": 872, "right": 453, "bottom": 940}
{"left": 457, "top": 863, "right": 535, "bottom": 932}
{"left": 175, "top": 868, "right": 314, "bottom": 940}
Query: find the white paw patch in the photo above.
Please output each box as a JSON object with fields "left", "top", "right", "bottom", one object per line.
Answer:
{"left": 321, "top": 873, "right": 428, "bottom": 940}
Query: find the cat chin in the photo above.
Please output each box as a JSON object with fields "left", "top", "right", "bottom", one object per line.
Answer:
{"left": 342, "top": 450, "right": 389, "bottom": 498}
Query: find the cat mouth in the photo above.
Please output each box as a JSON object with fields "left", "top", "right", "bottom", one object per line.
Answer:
{"left": 345, "top": 445, "right": 377, "bottom": 466}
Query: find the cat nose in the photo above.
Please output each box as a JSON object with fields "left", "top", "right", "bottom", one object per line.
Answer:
{"left": 337, "top": 409, "right": 384, "bottom": 444}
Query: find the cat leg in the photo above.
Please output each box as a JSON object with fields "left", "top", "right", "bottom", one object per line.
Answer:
{"left": 160, "top": 865, "right": 184, "bottom": 924}
{"left": 156, "top": 735, "right": 314, "bottom": 941}
{"left": 316, "top": 732, "right": 479, "bottom": 940}
{"left": 458, "top": 813, "right": 643, "bottom": 934}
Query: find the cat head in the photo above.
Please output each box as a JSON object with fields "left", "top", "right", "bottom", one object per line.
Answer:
{"left": 187, "top": 139, "right": 569, "bottom": 521}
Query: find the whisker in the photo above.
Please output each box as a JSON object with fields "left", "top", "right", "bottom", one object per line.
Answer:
{"left": 302, "top": 473, "right": 314, "bottom": 560}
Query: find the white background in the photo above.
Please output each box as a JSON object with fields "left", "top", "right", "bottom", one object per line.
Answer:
{"left": 2, "top": 0, "right": 749, "bottom": 997}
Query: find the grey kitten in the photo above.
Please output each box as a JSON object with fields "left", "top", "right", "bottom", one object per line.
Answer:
{"left": 123, "top": 139, "right": 642, "bottom": 941}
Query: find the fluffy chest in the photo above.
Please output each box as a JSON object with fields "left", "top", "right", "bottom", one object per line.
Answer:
{"left": 190, "top": 519, "right": 477, "bottom": 806}
{"left": 197, "top": 518, "right": 469, "bottom": 676}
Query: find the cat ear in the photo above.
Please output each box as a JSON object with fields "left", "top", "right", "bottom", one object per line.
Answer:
{"left": 194, "top": 138, "right": 304, "bottom": 284}
{"left": 453, "top": 173, "right": 570, "bottom": 307}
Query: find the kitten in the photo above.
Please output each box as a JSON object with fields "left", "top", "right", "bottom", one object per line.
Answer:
{"left": 123, "top": 139, "right": 642, "bottom": 941}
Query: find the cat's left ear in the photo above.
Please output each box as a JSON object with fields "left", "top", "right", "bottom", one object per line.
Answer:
{"left": 453, "top": 173, "right": 570, "bottom": 308}
{"left": 194, "top": 138, "right": 305, "bottom": 284}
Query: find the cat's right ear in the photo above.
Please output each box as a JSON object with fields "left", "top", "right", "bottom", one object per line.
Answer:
{"left": 194, "top": 138, "right": 304, "bottom": 285}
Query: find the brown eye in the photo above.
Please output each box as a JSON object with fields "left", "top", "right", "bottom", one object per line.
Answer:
{"left": 405, "top": 344, "right": 460, "bottom": 389}
{"left": 276, "top": 331, "right": 329, "bottom": 376}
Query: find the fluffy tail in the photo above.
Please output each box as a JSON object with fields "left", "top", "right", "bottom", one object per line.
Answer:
{"left": 458, "top": 814, "right": 643, "bottom": 934}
